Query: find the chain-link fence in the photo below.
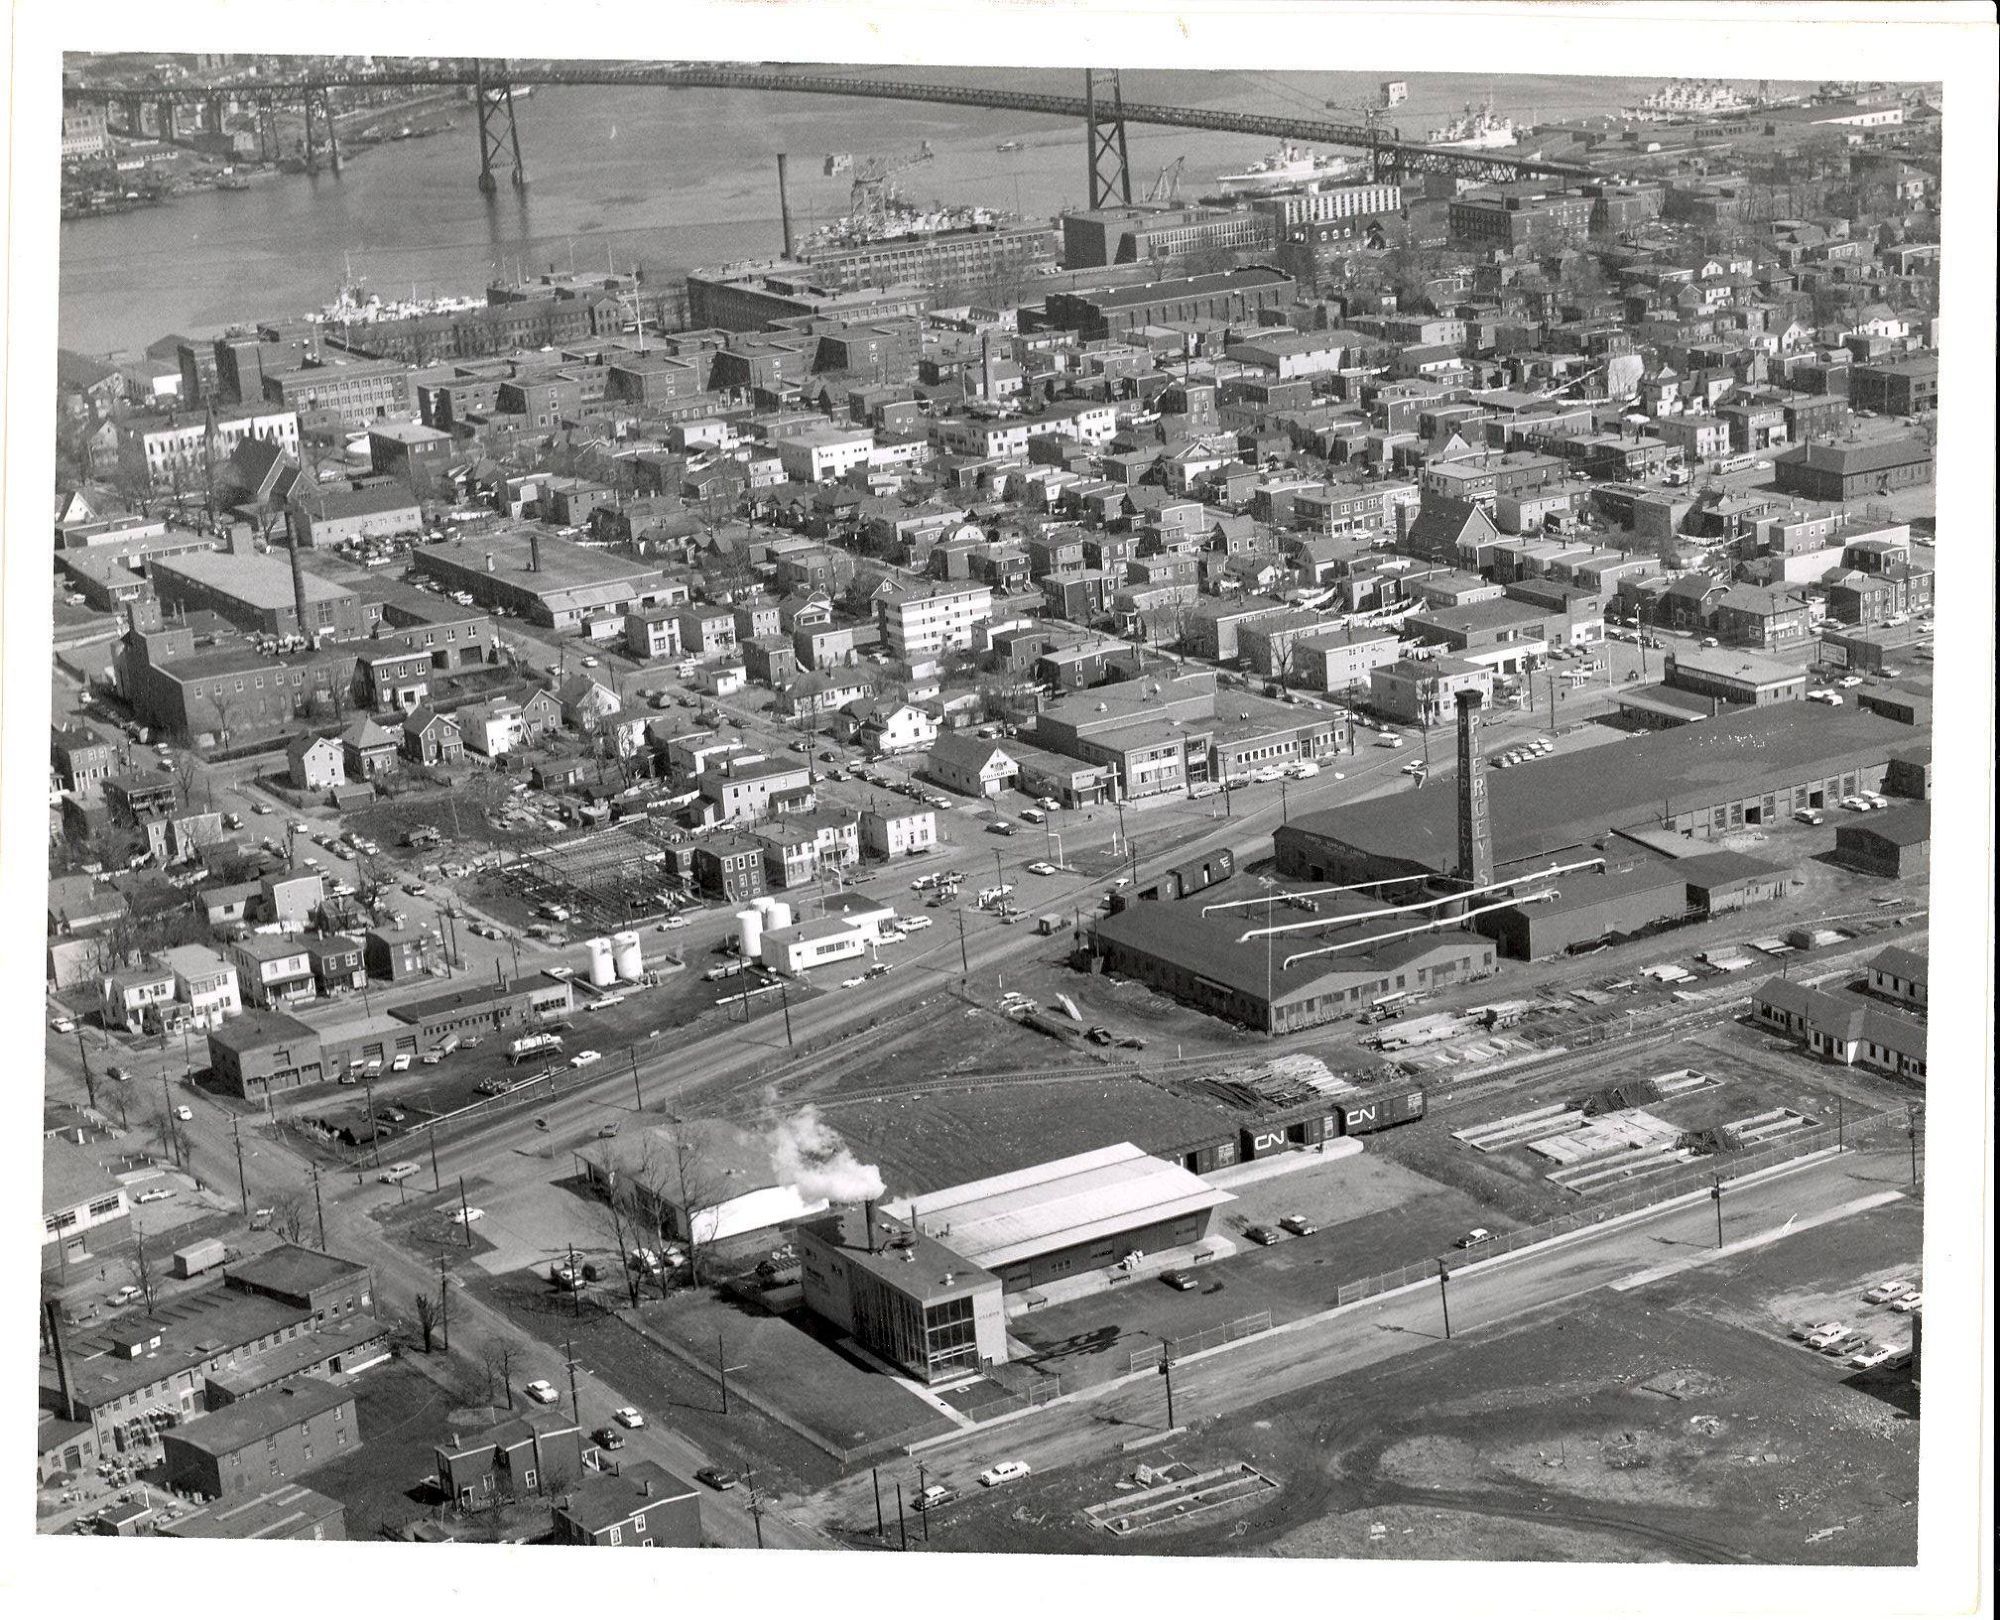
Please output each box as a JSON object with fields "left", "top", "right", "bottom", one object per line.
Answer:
{"left": 1124, "top": 1311, "right": 1275, "bottom": 1375}
{"left": 1336, "top": 1111, "right": 1899, "bottom": 1308}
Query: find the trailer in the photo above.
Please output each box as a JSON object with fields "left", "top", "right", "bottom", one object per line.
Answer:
{"left": 172, "top": 1238, "right": 229, "bottom": 1279}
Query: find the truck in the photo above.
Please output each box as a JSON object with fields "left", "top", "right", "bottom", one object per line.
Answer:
{"left": 507, "top": 1032, "right": 565, "bottom": 1064}
{"left": 172, "top": 1238, "right": 229, "bottom": 1279}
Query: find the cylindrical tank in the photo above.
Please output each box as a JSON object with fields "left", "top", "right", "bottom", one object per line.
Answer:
{"left": 585, "top": 936, "right": 616, "bottom": 989}
{"left": 766, "top": 901, "right": 794, "bottom": 931}
{"left": 753, "top": 895, "right": 777, "bottom": 917}
{"left": 736, "top": 909, "right": 763, "bottom": 961}
{"left": 612, "top": 930, "right": 643, "bottom": 981}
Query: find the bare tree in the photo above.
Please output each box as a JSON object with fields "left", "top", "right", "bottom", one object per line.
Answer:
{"left": 413, "top": 1288, "right": 441, "bottom": 1354}
{"left": 479, "top": 1341, "right": 504, "bottom": 1405}
{"left": 495, "top": 1340, "right": 516, "bottom": 1409}
{"left": 590, "top": 1148, "right": 647, "bottom": 1309}
{"left": 133, "top": 1236, "right": 158, "bottom": 1309}
{"left": 268, "top": 1189, "right": 313, "bottom": 1246}
{"left": 657, "top": 1122, "right": 721, "bottom": 1288}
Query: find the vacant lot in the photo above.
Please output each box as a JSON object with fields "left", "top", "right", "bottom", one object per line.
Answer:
{"left": 885, "top": 1194, "right": 1921, "bottom": 1563}
{"left": 301, "top": 1357, "right": 473, "bottom": 1540}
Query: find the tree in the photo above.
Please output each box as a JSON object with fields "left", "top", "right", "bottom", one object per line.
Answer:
{"left": 133, "top": 1235, "right": 158, "bottom": 1310}
{"left": 268, "top": 1188, "right": 313, "bottom": 1246}
{"left": 494, "top": 1340, "right": 516, "bottom": 1409}
{"left": 413, "top": 1289, "right": 441, "bottom": 1354}
{"left": 591, "top": 1150, "right": 647, "bottom": 1309}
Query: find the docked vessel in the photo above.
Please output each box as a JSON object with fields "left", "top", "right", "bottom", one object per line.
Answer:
{"left": 1214, "top": 143, "right": 1364, "bottom": 193}
{"left": 308, "top": 259, "right": 482, "bottom": 326}
{"left": 1425, "top": 100, "right": 1518, "bottom": 149}
{"left": 1622, "top": 78, "right": 1754, "bottom": 121}
{"left": 800, "top": 198, "right": 1009, "bottom": 252}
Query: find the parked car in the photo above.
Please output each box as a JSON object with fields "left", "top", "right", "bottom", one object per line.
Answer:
{"left": 977, "top": 1461, "right": 1030, "bottom": 1487}
{"left": 1160, "top": 1269, "right": 1200, "bottom": 1291}
{"left": 1823, "top": 1334, "right": 1869, "bottom": 1358}
{"left": 1244, "top": 1225, "right": 1283, "bottom": 1246}
{"left": 1278, "top": 1214, "right": 1317, "bottom": 1236}
{"left": 1803, "top": 1324, "right": 1848, "bottom": 1349}
{"left": 592, "top": 1426, "right": 626, "bottom": 1450}
{"left": 1791, "top": 1320, "right": 1844, "bottom": 1341}
{"left": 1848, "top": 1345, "right": 1900, "bottom": 1370}
{"left": 136, "top": 1187, "right": 176, "bottom": 1204}
{"left": 613, "top": 1406, "right": 645, "bottom": 1428}
{"left": 173, "top": 1105, "right": 193, "bottom": 1121}
{"left": 523, "top": 1379, "right": 560, "bottom": 1405}
{"left": 1862, "top": 1278, "right": 1914, "bottom": 1304}
{"left": 1026, "top": 862, "right": 1057, "bottom": 876}
{"left": 108, "top": 1285, "right": 142, "bottom": 1305}
{"left": 50, "top": 1016, "right": 76, "bottom": 1034}
{"left": 1890, "top": 1292, "right": 1923, "bottom": 1314}
{"left": 1793, "top": 809, "right": 1825, "bottom": 825}
{"left": 694, "top": 1466, "right": 739, "bottom": 1491}
{"left": 570, "top": 1050, "right": 603, "bottom": 1069}
{"left": 449, "top": 1207, "right": 485, "bottom": 1225}
{"left": 1454, "top": 1227, "right": 1494, "bottom": 1249}
{"left": 987, "top": 821, "right": 1014, "bottom": 836}
{"left": 914, "top": 1484, "right": 958, "bottom": 1510}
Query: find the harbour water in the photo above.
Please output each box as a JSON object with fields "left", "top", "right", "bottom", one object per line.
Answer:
{"left": 57, "top": 69, "right": 1787, "bottom": 355}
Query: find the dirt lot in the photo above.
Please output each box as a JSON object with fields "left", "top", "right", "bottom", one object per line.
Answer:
{"left": 881, "top": 1193, "right": 1921, "bottom": 1563}
{"left": 300, "top": 1356, "right": 479, "bottom": 1540}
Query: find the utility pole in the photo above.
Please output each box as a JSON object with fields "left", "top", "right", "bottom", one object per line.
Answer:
{"left": 76, "top": 1027, "right": 97, "bottom": 1110}
{"left": 310, "top": 1165, "right": 326, "bottom": 1250}
{"left": 715, "top": 1332, "right": 747, "bottom": 1413}
{"left": 779, "top": 982, "right": 794, "bottom": 1046}
{"left": 160, "top": 1070, "right": 180, "bottom": 1166}
{"left": 955, "top": 906, "right": 969, "bottom": 978}
{"left": 1438, "top": 1262, "right": 1453, "bottom": 1340}
{"left": 745, "top": 1468, "right": 766, "bottom": 1548}
{"left": 872, "top": 1467, "right": 885, "bottom": 1537}
{"left": 916, "top": 1461, "right": 930, "bottom": 1541}
{"left": 1158, "top": 1346, "right": 1177, "bottom": 1430}
{"left": 1711, "top": 1175, "right": 1724, "bottom": 1248}
{"left": 231, "top": 1116, "right": 250, "bottom": 1214}
{"left": 1906, "top": 1105, "right": 1920, "bottom": 1184}
{"left": 436, "top": 1252, "right": 451, "bottom": 1351}
{"left": 568, "top": 1239, "right": 582, "bottom": 1317}
{"left": 1836, "top": 1096, "right": 1843, "bottom": 1153}
{"left": 360, "top": 1071, "right": 381, "bottom": 1167}
{"left": 459, "top": 1176, "right": 474, "bottom": 1247}
{"left": 429, "top": 1123, "right": 442, "bottom": 1193}
{"left": 563, "top": 1338, "right": 587, "bottom": 1474}
{"left": 895, "top": 1480, "right": 907, "bottom": 1550}
{"left": 630, "top": 1045, "right": 644, "bottom": 1112}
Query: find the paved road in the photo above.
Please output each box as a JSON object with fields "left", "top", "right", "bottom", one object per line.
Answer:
{"left": 786, "top": 1146, "right": 1911, "bottom": 1530}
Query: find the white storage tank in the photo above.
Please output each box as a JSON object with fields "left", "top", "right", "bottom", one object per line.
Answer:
{"left": 765, "top": 901, "right": 794, "bottom": 931}
{"left": 585, "top": 936, "right": 616, "bottom": 989}
{"left": 753, "top": 895, "right": 778, "bottom": 917}
{"left": 611, "top": 930, "right": 644, "bottom": 982}
{"left": 736, "top": 908, "right": 763, "bottom": 961}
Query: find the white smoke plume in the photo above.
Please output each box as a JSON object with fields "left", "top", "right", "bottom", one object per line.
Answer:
{"left": 769, "top": 1106, "right": 886, "bottom": 1204}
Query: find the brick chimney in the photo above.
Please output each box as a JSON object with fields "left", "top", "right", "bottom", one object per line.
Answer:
{"left": 1455, "top": 688, "right": 1493, "bottom": 891}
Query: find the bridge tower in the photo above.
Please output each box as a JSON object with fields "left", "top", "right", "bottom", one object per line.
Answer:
{"left": 1083, "top": 69, "right": 1133, "bottom": 210}
{"left": 302, "top": 86, "right": 341, "bottom": 175}
{"left": 472, "top": 59, "right": 528, "bottom": 194}
{"left": 255, "top": 97, "right": 280, "bottom": 164}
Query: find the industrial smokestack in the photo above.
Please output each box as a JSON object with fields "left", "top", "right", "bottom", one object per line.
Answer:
{"left": 288, "top": 539, "right": 310, "bottom": 638}
{"left": 1455, "top": 688, "right": 1493, "bottom": 891}
{"left": 44, "top": 1300, "right": 78, "bottom": 1422}
{"left": 863, "top": 1198, "right": 878, "bottom": 1253}
{"left": 981, "top": 332, "right": 997, "bottom": 404}
{"left": 776, "top": 153, "right": 795, "bottom": 260}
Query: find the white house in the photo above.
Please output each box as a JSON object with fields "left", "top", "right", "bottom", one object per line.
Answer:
{"left": 158, "top": 943, "right": 242, "bottom": 1030}
{"left": 860, "top": 806, "right": 938, "bottom": 859}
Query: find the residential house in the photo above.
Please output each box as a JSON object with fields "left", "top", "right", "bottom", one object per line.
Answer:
{"left": 401, "top": 705, "right": 465, "bottom": 768}
{"left": 859, "top": 806, "right": 939, "bottom": 860}
{"left": 925, "top": 734, "right": 1018, "bottom": 799}
{"left": 158, "top": 943, "right": 242, "bottom": 1029}
{"left": 228, "top": 937, "right": 316, "bottom": 1009}
{"left": 338, "top": 718, "right": 398, "bottom": 781}
{"left": 840, "top": 699, "right": 939, "bottom": 756}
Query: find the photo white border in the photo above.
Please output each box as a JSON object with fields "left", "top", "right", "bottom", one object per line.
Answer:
{"left": 3, "top": 5, "right": 1990, "bottom": 1617}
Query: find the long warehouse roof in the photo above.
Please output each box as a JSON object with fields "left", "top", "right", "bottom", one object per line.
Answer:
{"left": 884, "top": 1142, "right": 1233, "bottom": 1271}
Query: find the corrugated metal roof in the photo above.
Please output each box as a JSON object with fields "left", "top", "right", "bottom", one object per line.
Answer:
{"left": 884, "top": 1143, "right": 1232, "bottom": 1270}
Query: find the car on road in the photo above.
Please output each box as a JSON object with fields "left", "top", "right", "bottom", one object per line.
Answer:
{"left": 136, "top": 1187, "right": 176, "bottom": 1203}
{"left": 1862, "top": 1278, "right": 1913, "bottom": 1304}
{"left": 524, "top": 1380, "right": 560, "bottom": 1405}
{"left": 108, "top": 1285, "right": 142, "bottom": 1305}
{"left": 1793, "top": 809, "right": 1825, "bottom": 825}
{"left": 901, "top": 915, "right": 933, "bottom": 931}
{"left": 1454, "top": 1227, "right": 1494, "bottom": 1249}
{"left": 987, "top": 820, "right": 1014, "bottom": 835}
{"left": 840, "top": 975, "right": 867, "bottom": 988}
{"left": 864, "top": 962, "right": 892, "bottom": 979}
{"left": 1839, "top": 795, "right": 1871, "bottom": 811}
{"left": 1399, "top": 761, "right": 1426, "bottom": 775}
{"left": 613, "top": 1406, "right": 645, "bottom": 1428}
{"left": 1019, "top": 808, "right": 1045, "bottom": 824}
{"left": 1890, "top": 1292, "right": 1923, "bottom": 1313}
{"left": 657, "top": 916, "right": 687, "bottom": 930}
{"left": 1025, "top": 861, "right": 1057, "bottom": 876}
{"left": 377, "top": 1105, "right": 408, "bottom": 1122}
{"left": 291, "top": 822, "right": 310, "bottom": 836}
{"left": 50, "top": 1015, "right": 77, "bottom": 1033}
{"left": 1036, "top": 797, "right": 1060, "bottom": 812}
{"left": 914, "top": 1484, "right": 958, "bottom": 1510}
{"left": 402, "top": 882, "right": 428, "bottom": 896}
{"left": 694, "top": 1465, "right": 740, "bottom": 1491}
{"left": 174, "top": 1105, "right": 193, "bottom": 1121}
{"left": 591, "top": 1426, "right": 625, "bottom": 1450}
{"left": 1160, "top": 1269, "right": 1200, "bottom": 1291}
{"left": 449, "top": 1207, "right": 485, "bottom": 1225}
{"left": 1244, "top": 1225, "right": 1283, "bottom": 1246}
{"left": 106, "top": 1065, "right": 133, "bottom": 1084}
{"left": 1278, "top": 1214, "right": 1317, "bottom": 1236}
{"left": 1836, "top": 674, "right": 1865, "bottom": 689}
{"left": 570, "top": 1050, "right": 603, "bottom": 1069}
{"left": 978, "top": 1461, "right": 1030, "bottom": 1487}
{"left": 1372, "top": 732, "right": 1403, "bottom": 748}
{"left": 248, "top": 801, "right": 270, "bottom": 816}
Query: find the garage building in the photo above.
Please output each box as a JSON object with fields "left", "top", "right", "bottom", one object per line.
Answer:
{"left": 1833, "top": 803, "right": 1930, "bottom": 877}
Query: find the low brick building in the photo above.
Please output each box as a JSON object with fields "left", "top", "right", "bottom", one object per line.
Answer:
{"left": 158, "top": 1379, "right": 357, "bottom": 1499}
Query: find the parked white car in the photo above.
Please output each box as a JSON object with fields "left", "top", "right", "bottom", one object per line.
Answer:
{"left": 524, "top": 1379, "right": 560, "bottom": 1405}
{"left": 978, "top": 1460, "right": 1030, "bottom": 1487}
